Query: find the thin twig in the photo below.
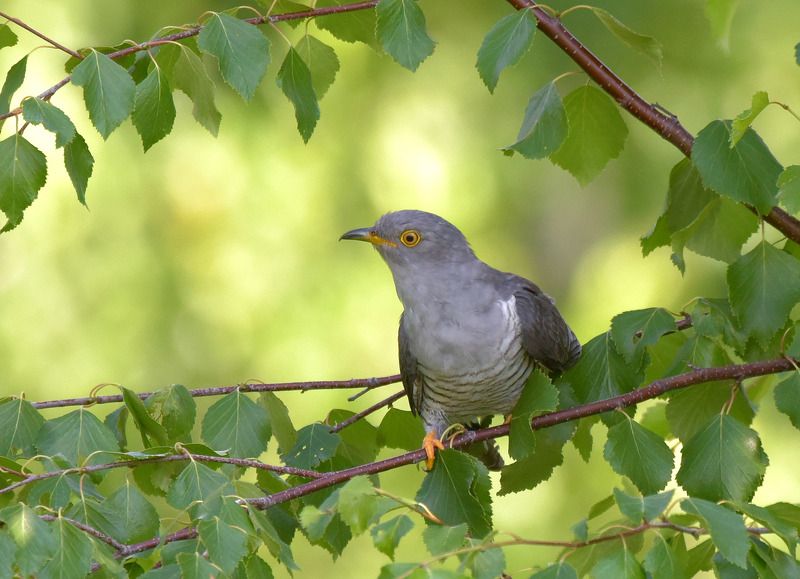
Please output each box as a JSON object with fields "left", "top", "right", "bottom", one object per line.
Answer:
{"left": 40, "top": 514, "right": 126, "bottom": 551}
{"left": 330, "top": 390, "right": 405, "bottom": 433}
{"left": 0, "top": 10, "right": 82, "bottom": 59}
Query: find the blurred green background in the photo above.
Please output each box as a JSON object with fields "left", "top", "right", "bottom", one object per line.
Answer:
{"left": 1, "top": 0, "right": 799, "bottom": 576}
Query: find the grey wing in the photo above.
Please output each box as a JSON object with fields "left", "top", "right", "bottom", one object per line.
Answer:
{"left": 398, "top": 312, "right": 423, "bottom": 415}
{"left": 512, "top": 278, "right": 581, "bottom": 375}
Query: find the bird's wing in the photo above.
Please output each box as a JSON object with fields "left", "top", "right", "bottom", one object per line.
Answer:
{"left": 398, "top": 312, "right": 423, "bottom": 416}
{"left": 511, "top": 277, "right": 582, "bottom": 375}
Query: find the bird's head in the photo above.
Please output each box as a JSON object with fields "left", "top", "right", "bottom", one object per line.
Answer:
{"left": 340, "top": 210, "right": 476, "bottom": 273}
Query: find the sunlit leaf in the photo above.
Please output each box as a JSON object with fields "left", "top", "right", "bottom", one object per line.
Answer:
{"left": 0, "top": 133, "right": 47, "bottom": 231}
{"left": 132, "top": 67, "right": 176, "bottom": 151}
{"left": 296, "top": 34, "right": 340, "bottom": 99}
{"left": 71, "top": 50, "right": 135, "bottom": 139}
{"left": 376, "top": 0, "right": 435, "bottom": 72}
{"left": 282, "top": 423, "right": 339, "bottom": 469}
{"left": 475, "top": 9, "right": 535, "bottom": 93}
{"left": 22, "top": 98, "right": 76, "bottom": 148}
{"left": 591, "top": 7, "right": 663, "bottom": 64}
{"left": 276, "top": 47, "right": 319, "bottom": 143}
{"left": 730, "top": 91, "right": 769, "bottom": 146}
{"left": 202, "top": 389, "right": 270, "bottom": 458}
{"left": 0, "top": 24, "right": 18, "bottom": 50}
{"left": 0, "top": 503, "right": 56, "bottom": 576}
{"left": 503, "top": 82, "right": 567, "bottom": 159}
{"left": 604, "top": 417, "right": 674, "bottom": 494}
{"left": 36, "top": 408, "right": 119, "bottom": 465}
{"left": 775, "top": 373, "right": 800, "bottom": 431}
{"left": 777, "top": 165, "right": 800, "bottom": 214}
{"left": 0, "top": 397, "right": 44, "bottom": 456}
{"left": 337, "top": 476, "right": 379, "bottom": 535}
{"left": 0, "top": 56, "right": 27, "bottom": 116}
{"left": 199, "top": 516, "right": 250, "bottom": 574}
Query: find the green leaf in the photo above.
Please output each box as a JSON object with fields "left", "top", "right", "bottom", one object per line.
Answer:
{"left": 475, "top": 9, "right": 535, "bottom": 93}
{"left": 328, "top": 408, "right": 380, "bottom": 466}
{"left": 530, "top": 562, "right": 579, "bottom": 579}
{"left": 705, "top": 0, "right": 739, "bottom": 49}
{"left": 105, "top": 479, "right": 160, "bottom": 543}
{"left": 276, "top": 47, "right": 320, "bottom": 143}
{"left": 36, "top": 408, "right": 119, "bottom": 465}
{"left": 132, "top": 67, "right": 176, "bottom": 151}
{"left": 728, "top": 241, "right": 800, "bottom": 346}
{"left": 775, "top": 373, "right": 800, "bottom": 430}
{"left": 508, "top": 369, "right": 558, "bottom": 460}
{"left": 199, "top": 516, "right": 250, "bottom": 575}
{"left": 337, "top": 476, "right": 378, "bottom": 535}
{"left": 614, "top": 488, "right": 674, "bottom": 523}
{"left": 467, "top": 541, "right": 506, "bottom": 579}
{"left": 315, "top": 0, "right": 377, "bottom": 45}
{"left": 22, "top": 98, "right": 76, "bottom": 148}
{"left": 198, "top": 13, "right": 270, "bottom": 101}
{"left": 0, "top": 24, "right": 18, "bottom": 50}
{"left": 166, "top": 461, "right": 232, "bottom": 511}
{"left": 235, "top": 554, "right": 274, "bottom": 579}
{"left": 249, "top": 508, "right": 299, "bottom": 571}
{"left": 766, "top": 502, "right": 800, "bottom": 533}
{"left": 0, "top": 133, "right": 47, "bottom": 230}
{"left": 39, "top": 516, "right": 93, "bottom": 579}
{"left": 796, "top": 42, "right": 800, "bottom": 65}
{"left": 202, "top": 389, "right": 270, "bottom": 458}
{"left": 736, "top": 502, "right": 797, "bottom": 556}
{"left": 422, "top": 523, "right": 467, "bottom": 555}
{"left": 0, "top": 531, "right": 16, "bottom": 578}
{"left": 748, "top": 538, "right": 798, "bottom": 579}
{"left": 63, "top": 132, "right": 94, "bottom": 205}
{"left": 777, "top": 165, "right": 800, "bottom": 214}
{"left": 176, "top": 552, "right": 223, "bottom": 579}
{"left": 0, "top": 503, "right": 56, "bottom": 576}
{"left": 0, "top": 56, "right": 27, "bottom": 116}
{"left": 282, "top": 422, "right": 340, "bottom": 469}
{"left": 730, "top": 91, "right": 770, "bottom": 146}
{"left": 416, "top": 449, "right": 492, "bottom": 537}
{"left": 371, "top": 515, "right": 414, "bottom": 560}
{"left": 643, "top": 536, "right": 690, "bottom": 579}
{"left": 591, "top": 544, "right": 646, "bottom": 578}
{"left": 376, "top": 0, "right": 435, "bottom": 72}
{"left": 71, "top": 50, "right": 135, "bottom": 139}
{"left": 503, "top": 81, "right": 567, "bottom": 159}
{"left": 550, "top": 85, "right": 628, "bottom": 185}
{"left": 610, "top": 308, "right": 677, "bottom": 367}
{"left": 604, "top": 417, "right": 674, "bottom": 494}
{"left": 296, "top": 35, "right": 340, "bottom": 99}
{"left": 677, "top": 414, "right": 768, "bottom": 502}
{"left": 260, "top": 392, "right": 296, "bottom": 454}
{"left": 146, "top": 384, "right": 195, "bottom": 442}
{"left": 498, "top": 421, "right": 573, "bottom": 494}
{"left": 377, "top": 407, "right": 424, "bottom": 451}
{"left": 591, "top": 8, "right": 663, "bottom": 65}
{"left": 682, "top": 498, "right": 749, "bottom": 568}
{"left": 0, "top": 397, "right": 44, "bottom": 456}
{"left": 166, "top": 43, "right": 221, "bottom": 136}
{"left": 666, "top": 379, "right": 753, "bottom": 444}
{"left": 121, "top": 387, "right": 169, "bottom": 447}
{"left": 692, "top": 120, "right": 782, "bottom": 214}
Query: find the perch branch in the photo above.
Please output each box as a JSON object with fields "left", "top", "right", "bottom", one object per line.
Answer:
{"left": 0, "top": 11, "right": 82, "bottom": 59}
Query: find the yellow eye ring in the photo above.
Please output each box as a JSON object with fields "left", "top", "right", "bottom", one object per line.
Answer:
{"left": 400, "top": 229, "right": 422, "bottom": 247}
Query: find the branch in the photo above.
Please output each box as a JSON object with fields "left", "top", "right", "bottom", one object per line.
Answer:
{"left": 39, "top": 514, "right": 126, "bottom": 551}
{"left": 0, "top": 11, "right": 82, "bottom": 59}
{"left": 330, "top": 390, "right": 405, "bottom": 433}
{"left": 504, "top": 0, "right": 800, "bottom": 245}
{"left": 31, "top": 374, "right": 400, "bottom": 410}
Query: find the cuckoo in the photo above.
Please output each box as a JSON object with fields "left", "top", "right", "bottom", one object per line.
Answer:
{"left": 341, "top": 210, "right": 581, "bottom": 470}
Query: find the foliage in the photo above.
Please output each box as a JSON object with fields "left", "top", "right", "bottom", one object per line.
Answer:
{"left": 0, "top": 0, "right": 800, "bottom": 577}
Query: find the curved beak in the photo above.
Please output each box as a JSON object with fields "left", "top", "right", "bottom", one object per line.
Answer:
{"left": 340, "top": 227, "right": 398, "bottom": 247}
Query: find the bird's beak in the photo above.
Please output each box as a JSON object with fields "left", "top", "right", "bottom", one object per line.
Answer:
{"left": 339, "top": 228, "right": 397, "bottom": 247}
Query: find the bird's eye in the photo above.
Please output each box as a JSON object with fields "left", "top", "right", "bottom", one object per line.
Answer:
{"left": 400, "top": 229, "right": 422, "bottom": 247}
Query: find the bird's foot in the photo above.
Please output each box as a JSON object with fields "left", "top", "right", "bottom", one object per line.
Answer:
{"left": 503, "top": 414, "right": 513, "bottom": 425}
{"left": 422, "top": 430, "right": 445, "bottom": 471}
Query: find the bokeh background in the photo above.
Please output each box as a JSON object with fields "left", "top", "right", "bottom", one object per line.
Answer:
{"left": 1, "top": 0, "right": 799, "bottom": 576}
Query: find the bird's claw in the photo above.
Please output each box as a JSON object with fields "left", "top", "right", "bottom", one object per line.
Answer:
{"left": 422, "top": 430, "right": 445, "bottom": 471}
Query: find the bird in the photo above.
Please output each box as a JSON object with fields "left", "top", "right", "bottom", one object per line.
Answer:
{"left": 341, "top": 210, "right": 581, "bottom": 470}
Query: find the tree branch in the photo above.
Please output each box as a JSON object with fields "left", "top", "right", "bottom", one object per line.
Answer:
{"left": 504, "top": 0, "right": 800, "bottom": 245}
{"left": 330, "top": 390, "right": 405, "bottom": 433}
{"left": 0, "top": 11, "right": 82, "bottom": 59}
{"left": 31, "top": 374, "right": 400, "bottom": 410}
{"left": 40, "top": 513, "right": 126, "bottom": 551}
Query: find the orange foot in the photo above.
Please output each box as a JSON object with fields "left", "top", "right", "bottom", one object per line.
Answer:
{"left": 422, "top": 430, "right": 445, "bottom": 471}
{"left": 503, "top": 414, "right": 513, "bottom": 425}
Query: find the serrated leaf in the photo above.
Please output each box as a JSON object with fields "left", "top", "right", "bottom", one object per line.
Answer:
{"left": 371, "top": 515, "right": 413, "bottom": 560}
{"left": 604, "top": 417, "right": 673, "bottom": 494}
{"left": 315, "top": 0, "right": 378, "bottom": 45}
{"left": 0, "top": 531, "right": 15, "bottom": 578}
{"left": 296, "top": 34, "right": 340, "bottom": 99}
{"left": 132, "top": 67, "right": 176, "bottom": 151}
{"left": 71, "top": 50, "right": 135, "bottom": 139}
{"left": 498, "top": 421, "right": 573, "bottom": 495}
{"left": 748, "top": 538, "right": 798, "bottom": 579}
{"left": 22, "top": 98, "right": 76, "bottom": 148}
{"left": 0, "top": 24, "right": 17, "bottom": 50}
{"left": 176, "top": 552, "right": 222, "bottom": 579}
{"left": 36, "top": 408, "right": 119, "bottom": 465}
{"left": 0, "top": 503, "right": 56, "bottom": 576}
{"left": 508, "top": 369, "right": 558, "bottom": 460}
{"left": 591, "top": 8, "right": 662, "bottom": 64}
{"left": 260, "top": 392, "right": 296, "bottom": 454}
{"left": 530, "top": 562, "right": 579, "bottom": 579}
{"left": 282, "top": 422, "right": 339, "bottom": 469}
{"left": 550, "top": 85, "right": 628, "bottom": 185}
{"left": 0, "top": 56, "right": 26, "bottom": 116}
{"left": 337, "top": 476, "right": 378, "bottom": 534}
{"left": 122, "top": 387, "right": 169, "bottom": 447}
{"left": 503, "top": 81, "right": 567, "bottom": 159}
{"left": 166, "top": 43, "right": 221, "bottom": 136}
{"left": 376, "top": 0, "right": 435, "bottom": 72}
{"left": 643, "top": 536, "right": 690, "bottom": 579}
{"left": 610, "top": 308, "right": 676, "bottom": 367}
{"left": 201, "top": 389, "right": 270, "bottom": 458}
{"left": 166, "top": 461, "right": 232, "bottom": 511}
{"left": 249, "top": 508, "right": 299, "bottom": 571}
{"left": 63, "top": 132, "right": 94, "bottom": 205}
{"left": 775, "top": 373, "right": 800, "bottom": 430}
{"left": 588, "top": 494, "right": 615, "bottom": 520}
{"left": 105, "top": 479, "right": 160, "bottom": 543}
{"left": 677, "top": 414, "right": 768, "bottom": 502}
{"left": 39, "top": 516, "right": 93, "bottom": 579}
{"left": 777, "top": 165, "right": 800, "bottom": 214}
{"left": 0, "top": 133, "right": 47, "bottom": 230}
{"left": 276, "top": 47, "right": 319, "bottom": 143}
{"left": 730, "top": 91, "right": 769, "bottom": 146}
{"left": 468, "top": 542, "right": 505, "bottom": 579}
{"left": 416, "top": 449, "right": 492, "bottom": 537}
{"left": 705, "top": 0, "right": 739, "bottom": 49}
{"left": 198, "top": 13, "right": 270, "bottom": 101}
{"left": 614, "top": 488, "right": 674, "bottom": 523}
{"left": 377, "top": 407, "right": 424, "bottom": 451}
{"left": 682, "top": 498, "right": 749, "bottom": 568}
{"left": 422, "top": 523, "right": 467, "bottom": 555}
{"left": 199, "top": 516, "right": 250, "bottom": 575}
{"left": 475, "top": 9, "right": 535, "bottom": 93}
{"left": 0, "top": 397, "right": 44, "bottom": 456}
{"left": 728, "top": 241, "right": 800, "bottom": 346}
{"left": 235, "top": 554, "right": 274, "bottom": 579}
{"left": 737, "top": 502, "right": 797, "bottom": 556}
{"left": 146, "top": 384, "right": 195, "bottom": 442}
{"left": 692, "top": 120, "right": 782, "bottom": 214}
{"left": 591, "top": 543, "right": 646, "bottom": 578}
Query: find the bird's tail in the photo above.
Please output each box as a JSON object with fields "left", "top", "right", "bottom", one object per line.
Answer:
{"left": 463, "top": 418, "right": 504, "bottom": 471}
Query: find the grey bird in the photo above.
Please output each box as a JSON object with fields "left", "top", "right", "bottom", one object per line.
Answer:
{"left": 341, "top": 210, "right": 581, "bottom": 470}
